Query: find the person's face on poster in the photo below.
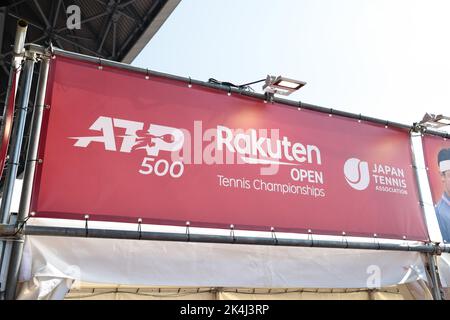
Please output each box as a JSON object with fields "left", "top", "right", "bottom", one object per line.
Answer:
{"left": 442, "top": 170, "right": 450, "bottom": 196}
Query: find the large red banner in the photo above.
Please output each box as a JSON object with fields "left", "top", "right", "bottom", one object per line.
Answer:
{"left": 31, "top": 56, "right": 429, "bottom": 240}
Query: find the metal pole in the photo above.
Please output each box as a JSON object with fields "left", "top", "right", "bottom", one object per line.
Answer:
{"left": 3, "top": 57, "right": 49, "bottom": 300}
{"left": 0, "top": 215, "right": 16, "bottom": 300}
{"left": 13, "top": 20, "right": 28, "bottom": 61}
{"left": 409, "top": 133, "right": 431, "bottom": 238}
{"left": 17, "top": 58, "right": 49, "bottom": 221}
{"left": 0, "top": 20, "right": 29, "bottom": 300}
{"left": 409, "top": 132, "right": 445, "bottom": 299}
{"left": 427, "top": 254, "right": 443, "bottom": 300}
{"left": 0, "top": 20, "right": 28, "bottom": 222}
{"left": 0, "top": 58, "right": 35, "bottom": 224}
{"left": 0, "top": 225, "right": 439, "bottom": 253}
{"left": 11, "top": 20, "right": 28, "bottom": 91}
{"left": 0, "top": 57, "right": 35, "bottom": 299}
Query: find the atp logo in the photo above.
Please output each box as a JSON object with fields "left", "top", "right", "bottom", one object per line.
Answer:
{"left": 343, "top": 158, "right": 370, "bottom": 191}
{"left": 70, "top": 116, "right": 186, "bottom": 179}
{"left": 70, "top": 116, "right": 184, "bottom": 156}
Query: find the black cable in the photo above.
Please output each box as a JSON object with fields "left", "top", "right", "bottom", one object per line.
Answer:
{"left": 208, "top": 78, "right": 265, "bottom": 92}
{"left": 238, "top": 78, "right": 266, "bottom": 87}
{"left": 208, "top": 78, "right": 240, "bottom": 89}
{"left": 13, "top": 215, "right": 31, "bottom": 237}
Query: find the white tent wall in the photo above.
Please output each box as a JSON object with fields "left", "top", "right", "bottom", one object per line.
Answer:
{"left": 15, "top": 233, "right": 433, "bottom": 300}
{"left": 438, "top": 253, "right": 450, "bottom": 299}
{"left": 1, "top": 183, "right": 441, "bottom": 300}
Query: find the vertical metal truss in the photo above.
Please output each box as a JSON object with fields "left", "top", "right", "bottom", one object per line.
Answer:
{"left": 1, "top": 0, "right": 169, "bottom": 101}
{"left": 0, "top": 0, "right": 169, "bottom": 185}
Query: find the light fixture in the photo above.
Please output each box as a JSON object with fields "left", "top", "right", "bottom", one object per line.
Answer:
{"left": 263, "top": 75, "right": 306, "bottom": 96}
{"left": 419, "top": 113, "right": 450, "bottom": 129}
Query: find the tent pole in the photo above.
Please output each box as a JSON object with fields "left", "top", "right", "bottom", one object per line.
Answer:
{"left": 427, "top": 254, "right": 443, "bottom": 300}
{"left": 3, "top": 56, "right": 49, "bottom": 300}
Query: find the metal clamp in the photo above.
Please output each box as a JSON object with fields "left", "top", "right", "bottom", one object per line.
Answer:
{"left": 48, "top": 42, "right": 55, "bottom": 58}
{"left": 84, "top": 215, "right": 89, "bottom": 237}
{"left": 97, "top": 58, "right": 103, "bottom": 70}
{"left": 402, "top": 236, "right": 411, "bottom": 251}
{"left": 185, "top": 221, "right": 190, "bottom": 241}
{"left": 373, "top": 234, "right": 380, "bottom": 250}
{"left": 433, "top": 242, "right": 443, "bottom": 256}
{"left": 342, "top": 232, "right": 348, "bottom": 248}
{"left": 270, "top": 227, "right": 278, "bottom": 245}
{"left": 12, "top": 216, "right": 31, "bottom": 237}
{"left": 308, "top": 229, "right": 314, "bottom": 247}
{"left": 264, "top": 92, "right": 274, "bottom": 104}
{"left": 230, "top": 224, "right": 236, "bottom": 242}
{"left": 137, "top": 218, "right": 142, "bottom": 240}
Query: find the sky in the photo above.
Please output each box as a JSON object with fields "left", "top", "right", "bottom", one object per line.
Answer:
{"left": 133, "top": 0, "right": 450, "bottom": 131}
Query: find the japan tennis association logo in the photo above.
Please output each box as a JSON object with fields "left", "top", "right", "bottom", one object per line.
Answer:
{"left": 343, "top": 158, "right": 370, "bottom": 191}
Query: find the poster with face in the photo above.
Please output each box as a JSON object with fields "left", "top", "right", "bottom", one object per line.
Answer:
{"left": 423, "top": 134, "right": 450, "bottom": 243}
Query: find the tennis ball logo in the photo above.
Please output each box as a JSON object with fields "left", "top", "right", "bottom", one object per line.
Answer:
{"left": 344, "top": 158, "right": 370, "bottom": 191}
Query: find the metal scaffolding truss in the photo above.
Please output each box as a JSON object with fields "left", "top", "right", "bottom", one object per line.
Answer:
{"left": 0, "top": 0, "right": 180, "bottom": 187}
{"left": 0, "top": 0, "right": 180, "bottom": 107}
{"left": 1, "top": 0, "right": 178, "bottom": 60}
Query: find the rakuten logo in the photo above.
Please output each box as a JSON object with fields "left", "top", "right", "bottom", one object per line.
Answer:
{"left": 343, "top": 158, "right": 370, "bottom": 191}
{"left": 217, "top": 125, "right": 322, "bottom": 166}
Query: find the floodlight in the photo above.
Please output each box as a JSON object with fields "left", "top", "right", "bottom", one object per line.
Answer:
{"left": 263, "top": 75, "right": 306, "bottom": 96}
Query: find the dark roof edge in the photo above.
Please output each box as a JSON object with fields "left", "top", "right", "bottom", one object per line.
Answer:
{"left": 121, "top": 0, "right": 181, "bottom": 64}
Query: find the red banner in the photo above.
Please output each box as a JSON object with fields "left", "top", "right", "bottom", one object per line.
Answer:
{"left": 422, "top": 134, "right": 450, "bottom": 242}
{"left": 31, "top": 56, "right": 429, "bottom": 240}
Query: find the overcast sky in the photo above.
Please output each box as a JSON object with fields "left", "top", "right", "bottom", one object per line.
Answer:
{"left": 132, "top": 0, "right": 450, "bottom": 131}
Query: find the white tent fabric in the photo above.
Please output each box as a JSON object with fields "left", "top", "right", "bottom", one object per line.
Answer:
{"left": 438, "top": 253, "right": 450, "bottom": 293}
{"left": 16, "top": 233, "right": 430, "bottom": 300}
